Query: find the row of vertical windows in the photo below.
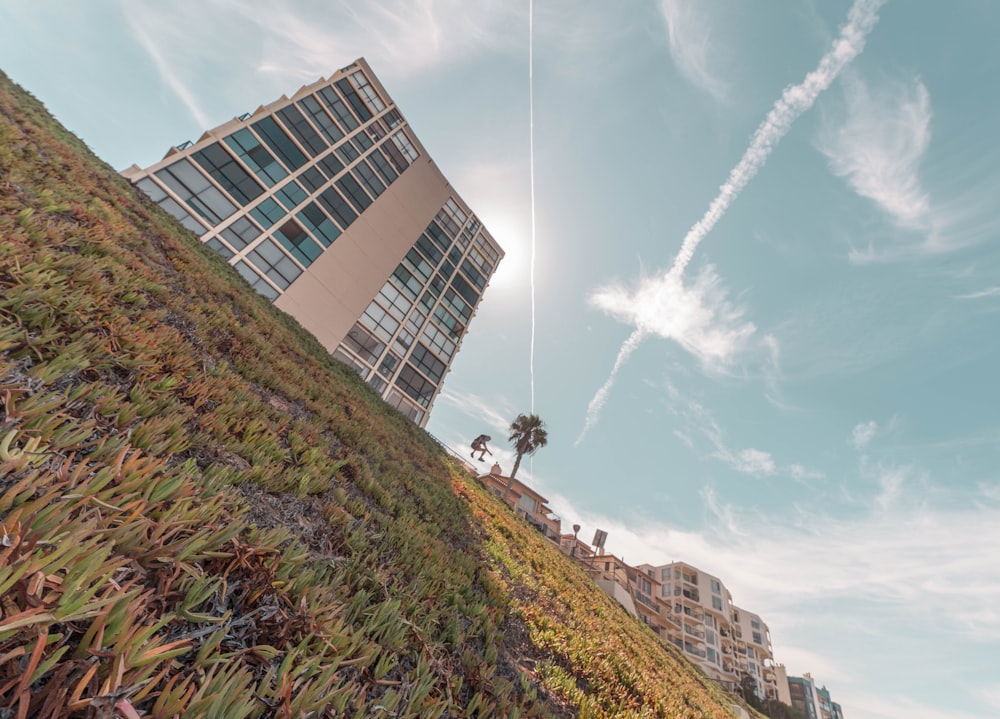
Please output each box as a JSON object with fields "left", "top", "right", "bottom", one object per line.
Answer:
{"left": 351, "top": 70, "right": 386, "bottom": 112}
{"left": 252, "top": 116, "right": 307, "bottom": 172}
{"left": 335, "top": 78, "right": 372, "bottom": 123}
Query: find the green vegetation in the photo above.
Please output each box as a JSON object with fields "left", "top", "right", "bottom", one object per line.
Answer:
{"left": 0, "top": 70, "right": 753, "bottom": 718}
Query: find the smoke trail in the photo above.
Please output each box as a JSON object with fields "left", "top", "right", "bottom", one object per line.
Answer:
{"left": 575, "top": 328, "right": 646, "bottom": 445}
{"left": 577, "top": 0, "right": 887, "bottom": 442}
{"left": 529, "top": 0, "right": 537, "bottom": 413}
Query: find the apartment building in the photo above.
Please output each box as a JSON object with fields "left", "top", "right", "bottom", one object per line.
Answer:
{"left": 628, "top": 562, "right": 781, "bottom": 700}
{"left": 123, "top": 58, "right": 502, "bottom": 426}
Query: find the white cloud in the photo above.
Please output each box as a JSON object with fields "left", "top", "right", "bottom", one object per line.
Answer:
{"left": 546, "top": 480, "right": 1000, "bottom": 648}
{"left": 590, "top": 265, "right": 756, "bottom": 370}
{"left": 730, "top": 448, "right": 776, "bottom": 476}
{"left": 819, "top": 74, "right": 933, "bottom": 232}
{"left": 851, "top": 419, "right": 878, "bottom": 449}
{"left": 657, "top": 0, "right": 729, "bottom": 101}
{"left": 121, "top": 0, "right": 521, "bottom": 127}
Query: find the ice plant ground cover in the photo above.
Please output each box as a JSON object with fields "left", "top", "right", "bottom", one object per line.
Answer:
{"left": 0, "top": 71, "right": 749, "bottom": 718}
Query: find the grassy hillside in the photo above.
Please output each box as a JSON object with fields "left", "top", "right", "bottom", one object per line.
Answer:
{"left": 0, "top": 71, "right": 751, "bottom": 718}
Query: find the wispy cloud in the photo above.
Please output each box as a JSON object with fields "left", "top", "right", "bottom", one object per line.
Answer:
{"left": 121, "top": 0, "right": 521, "bottom": 129}
{"left": 578, "top": 0, "right": 887, "bottom": 441}
{"left": 956, "top": 286, "right": 1000, "bottom": 300}
{"left": 657, "top": 0, "right": 729, "bottom": 101}
{"left": 657, "top": 381, "right": 823, "bottom": 480}
{"left": 125, "top": 15, "right": 211, "bottom": 128}
{"left": 819, "top": 74, "right": 933, "bottom": 231}
{"left": 851, "top": 419, "right": 878, "bottom": 449}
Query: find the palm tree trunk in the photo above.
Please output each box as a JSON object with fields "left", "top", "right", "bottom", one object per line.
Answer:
{"left": 504, "top": 451, "right": 523, "bottom": 502}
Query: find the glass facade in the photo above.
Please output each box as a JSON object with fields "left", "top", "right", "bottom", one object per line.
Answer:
{"left": 127, "top": 61, "right": 502, "bottom": 426}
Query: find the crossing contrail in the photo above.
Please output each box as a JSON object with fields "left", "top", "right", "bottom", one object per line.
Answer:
{"left": 529, "top": 0, "right": 538, "bottom": 414}
{"left": 576, "top": 0, "right": 887, "bottom": 445}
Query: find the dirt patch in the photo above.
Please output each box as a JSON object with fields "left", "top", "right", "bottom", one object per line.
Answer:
{"left": 237, "top": 482, "right": 348, "bottom": 560}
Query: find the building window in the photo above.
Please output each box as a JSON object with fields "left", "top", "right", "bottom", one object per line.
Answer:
{"left": 155, "top": 159, "right": 237, "bottom": 226}
{"left": 317, "top": 153, "right": 345, "bottom": 180}
{"left": 367, "top": 150, "right": 398, "bottom": 185}
{"left": 275, "top": 180, "right": 308, "bottom": 211}
{"left": 335, "top": 174, "right": 372, "bottom": 213}
{"left": 391, "top": 129, "right": 419, "bottom": 162}
{"left": 317, "top": 86, "right": 359, "bottom": 132}
{"left": 273, "top": 218, "right": 322, "bottom": 267}
{"left": 354, "top": 163, "right": 386, "bottom": 199}
{"left": 361, "top": 302, "right": 400, "bottom": 343}
{"left": 712, "top": 596, "right": 723, "bottom": 611}
{"left": 136, "top": 178, "right": 206, "bottom": 234}
{"left": 234, "top": 260, "right": 279, "bottom": 300}
{"left": 753, "top": 631, "right": 763, "bottom": 645}
{"left": 298, "top": 95, "right": 345, "bottom": 145}
{"left": 249, "top": 198, "right": 285, "bottom": 230}
{"left": 351, "top": 70, "right": 386, "bottom": 112}
{"left": 220, "top": 216, "right": 262, "bottom": 251}
{"left": 225, "top": 128, "right": 288, "bottom": 186}
{"left": 394, "top": 364, "right": 436, "bottom": 407}
{"left": 245, "top": 238, "right": 301, "bottom": 290}
{"left": 317, "top": 187, "right": 357, "bottom": 229}
{"left": 335, "top": 78, "right": 372, "bottom": 122}
{"left": 252, "top": 116, "right": 307, "bottom": 171}
{"left": 276, "top": 105, "right": 328, "bottom": 157}
{"left": 342, "top": 322, "right": 384, "bottom": 365}
{"left": 711, "top": 579, "right": 721, "bottom": 594}
{"left": 296, "top": 203, "right": 340, "bottom": 247}
{"left": 192, "top": 142, "right": 264, "bottom": 205}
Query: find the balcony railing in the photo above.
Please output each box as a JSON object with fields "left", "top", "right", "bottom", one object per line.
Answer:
{"left": 684, "top": 642, "right": 707, "bottom": 659}
{"left": 683, "top": 624, "right": 706, "bottom": 639}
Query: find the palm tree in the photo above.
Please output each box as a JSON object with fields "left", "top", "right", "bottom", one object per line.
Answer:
{"left": 505, "top": 413, "right": 548, "bottom": 500}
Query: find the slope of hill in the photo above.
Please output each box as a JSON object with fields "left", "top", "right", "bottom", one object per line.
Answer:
{"left": 0, "top": 71, "right": 751, "bottom": 718}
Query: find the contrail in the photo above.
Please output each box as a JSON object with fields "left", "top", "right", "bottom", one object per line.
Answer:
{"left": 576, "top": 0, "right": 887, "bottom": 443}
{"left": 529, "top": 0, "right": 538, "bottom": 414}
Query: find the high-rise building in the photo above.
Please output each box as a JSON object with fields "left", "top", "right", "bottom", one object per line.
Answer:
{"left": 123, "top": 58, "right": 503, "bottom": 426}
{"left": 638, "top": 561, "right": 781, "bottom": 699}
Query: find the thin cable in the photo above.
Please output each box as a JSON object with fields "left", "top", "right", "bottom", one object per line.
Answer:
{"left": 528, "top": 0, "right": 537, "bottom": 415}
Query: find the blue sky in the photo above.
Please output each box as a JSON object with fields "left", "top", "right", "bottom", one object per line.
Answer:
{"left": 3, "top": 2, "right": 999, "bottom": 717}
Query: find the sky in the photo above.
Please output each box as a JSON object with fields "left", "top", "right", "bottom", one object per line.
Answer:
{"left": 2, "top": 2, "right": 999, "bottom": 717}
